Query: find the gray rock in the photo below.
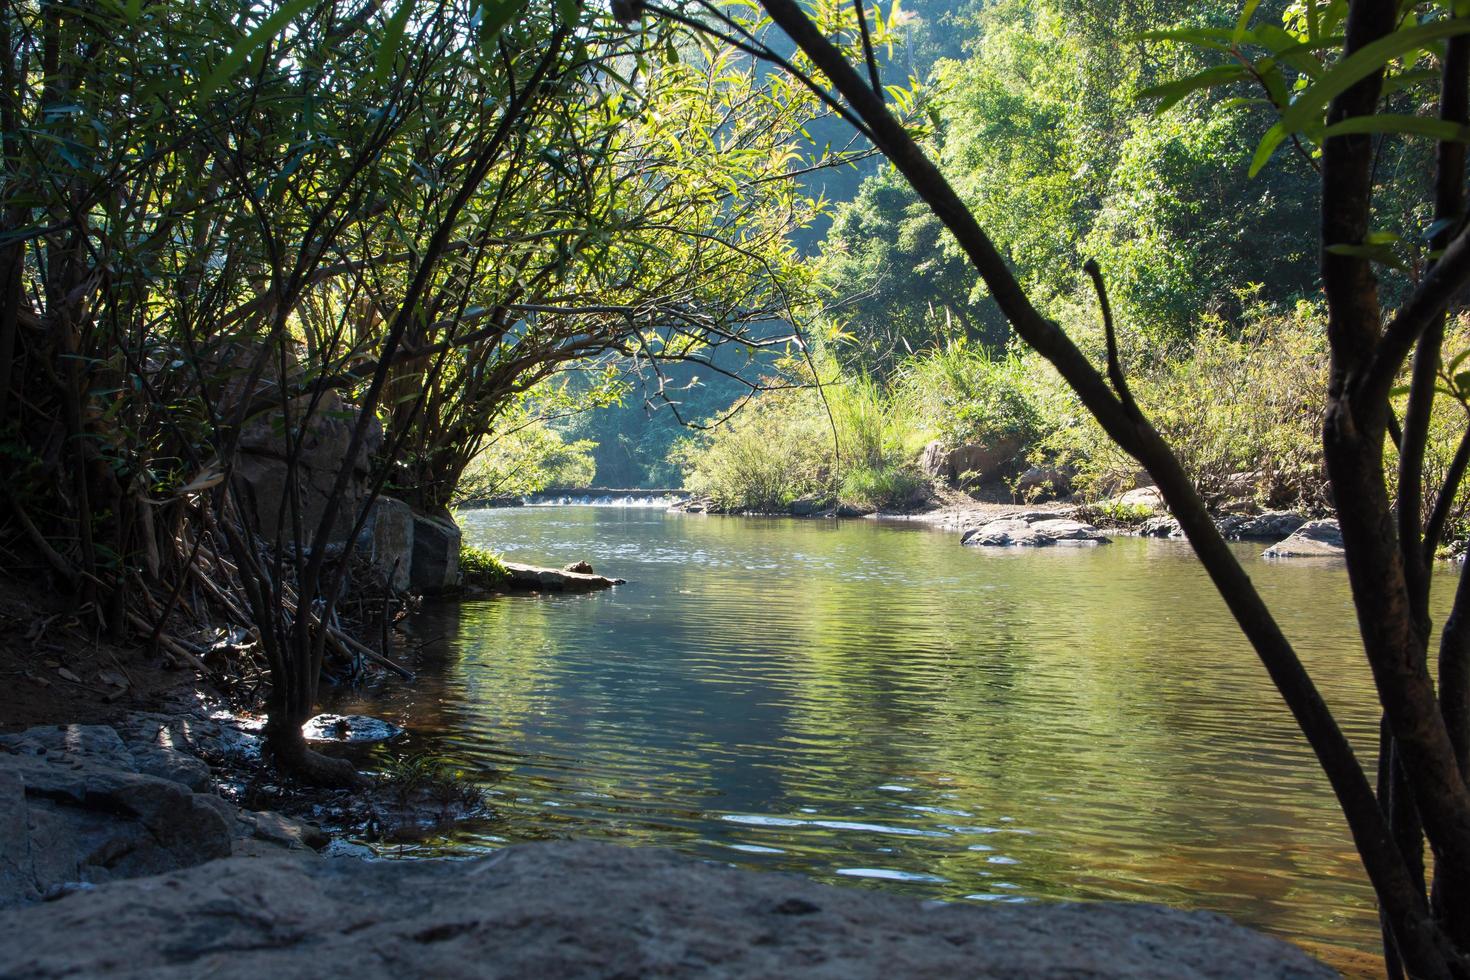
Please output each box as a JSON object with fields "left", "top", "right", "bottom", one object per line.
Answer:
{"left": 1014, "top": 465, "right": 1074, "bottom": 501}
{"left": 410, "top": 511, "right": 462, "bottom": 595}
{"left": 1264, "top": 519, "right": 1345, "bottom": 558}
{"left": 301, "top": 714, "right": 403, "bottom": 744}
{"left": 357, "top": 495, "right": 415, "bottom": 592}
{"left": 1114, "top": 486, "right": 1164, "bottom": 511}
{"left": 963, "top": 517, "right": 1046, "bottom": 547}
{"left": 920, "top": 438, "right": 1024, "bottom": 485}
{"left": 0, "top": 840, "right": 1332, "bottom": 979}
{"left": 119, "top": 717, "right": 213, "bottom": 791}
{"left": 1138, "top": 516, "right": 1184, "bottom": 538}
{"left": 233, "top": 392, "right": 384, "bottom": 545}
{"left": 789, "top": 495, "right": 830, "bottom": 517}
{"left": 0, "top": 725, "right": 233, "bottom": 906}
{"left": 118, "top": 710, "right": 262, "bottom": 765}
{"left": 1029, "top": 518, "right": 1104, "bottom": 542}
{"left": 1234, "top": 511, "right": 1307, "bottom": 541}
{"left": 501, "top": 561, "right": 624, "bottom": 592}
{"left": 237, "top": 810, "right": 329, "bottom": 851}
{"left": 963, "top": 514, "right": 1109, "bottom": 547}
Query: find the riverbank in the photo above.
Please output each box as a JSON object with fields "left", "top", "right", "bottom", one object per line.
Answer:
{"left": 0, "top": 660, "right": 1367, "bottom": 978}
{"left": 0, "top": 834, "right": 1335, "bottom": 979}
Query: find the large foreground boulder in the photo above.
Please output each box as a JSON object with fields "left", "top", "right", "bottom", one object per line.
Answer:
{"left": 357, "top": 496, "right": 415, "bottom": 592}
{"left": 410, "top": 511, "right": 463, "bottom": 594}
{"left": 233, "top": 392, "right": 384, "bottom": 545}
{"left": 0, "top": 839, "right": 1330, "bottom": 979}
{"left": 0, "top": 725, "right": 233, "bottom": 906}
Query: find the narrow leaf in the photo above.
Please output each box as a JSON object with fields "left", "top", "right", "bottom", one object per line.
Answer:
{"left": 1281, "top": 18, "right": 1470, "bottom": 134}
{"left": 197, "top": 0, "right": 320, "bottom": 105}
{"left": 374, "top": 0, "right": 415, "bottom": 84}
{"left": 1320, "top": 113, "right": 1470, "bottom": 142}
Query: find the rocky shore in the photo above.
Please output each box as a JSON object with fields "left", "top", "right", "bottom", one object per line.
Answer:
{"left": 0, "top": 712, "right": 1333, "bottom": 979}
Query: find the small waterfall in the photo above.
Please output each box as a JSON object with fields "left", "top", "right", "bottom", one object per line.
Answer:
{"left": 519, "top": 488, "right": 692, "bottom": 508}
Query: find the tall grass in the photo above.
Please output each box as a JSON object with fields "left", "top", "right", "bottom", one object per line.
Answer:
{"left": 673, "top": 309, "right": 1465, "bottom": 520}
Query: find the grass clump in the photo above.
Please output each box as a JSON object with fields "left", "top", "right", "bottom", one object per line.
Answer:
{"left": 460, "top": 545, "right": 511, "bottom": 588}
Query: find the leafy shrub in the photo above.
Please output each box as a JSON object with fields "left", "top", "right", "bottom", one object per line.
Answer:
{"left": 839, "top": 465, "right": 928, "bottom": 510}
{"left": 1030, "top": 302, "right": 1330, "bottom": 508}
{"left": 674, "top": 348, "right": 932, "bottom": 512}
{"left": 672, "top": 384, "right": 831, "bottom": 511}
{"left": 895, "top": 341, "right": 1043, "bottom": 449}
{"left": 459, "top": 545, "right": 511, "bottom": 588}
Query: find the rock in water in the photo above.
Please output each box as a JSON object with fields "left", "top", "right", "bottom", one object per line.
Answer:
{"left": 1263, "top": 519, "right": 1344, "bottom": 558}
{"left": 301, "top": 714, "right": 402, "bottom": 744}
{"left": 962, "top": 513, "right": 1109, "bottom": 547}
{"left": 1234, "top": 511, "right": 1307, "bottom": 541}
{"left": 0, "top": 840, "right": 1333, "bottom": 979}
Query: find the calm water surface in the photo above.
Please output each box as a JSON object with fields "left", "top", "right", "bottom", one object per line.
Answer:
{"left": 330, "top": 506, "right": 1462, "bottom": 953}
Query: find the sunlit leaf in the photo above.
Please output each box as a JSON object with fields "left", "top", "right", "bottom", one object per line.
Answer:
{"left": 197, "top": 0, "right": 320, "bottom": 106}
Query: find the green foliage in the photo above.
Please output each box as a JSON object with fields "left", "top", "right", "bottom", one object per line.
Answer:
{"left": 1083, "top": 109, "right": 1317, "bottom": 336}
{"left": 673, "top": 385, "right": 832, "bottom": 512}
{"left": 814, "top": 0, "right": 1320, "bottom": 376}
{"left": 895, "top": 341, "right": 1042, "bottom": 448}
{"left": 379, "top": 752, "right": 486, "bottom": 812}
{"left": 456, "top": 420, "right": 598, "bottom": 501}
{"left": 1031, "top": 303, "right": 1331, "bottom": 506}
{"left": 459, "top": 546, "right": 512, "bottom": 589}
{"left": 838, "top": 465, "right": 929, "bottom": 510}
{"left": 818, "top": 169, "right": 992, "bottom": 372}
{"left": 1084, "top": 500, "right": 1159, "bottom": 524}
{"left": 673, "top": 348, "right": 929, "bottom": 511}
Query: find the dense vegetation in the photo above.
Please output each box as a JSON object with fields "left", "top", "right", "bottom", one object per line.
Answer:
{"left": 668, "top": 0, "right": 1470, "bottom": 541}
{"left": 9, "top": 0, "right": 1470, "bottom": 973}
{"left": 0, "top": 0, "right": 887, "bottom": 775}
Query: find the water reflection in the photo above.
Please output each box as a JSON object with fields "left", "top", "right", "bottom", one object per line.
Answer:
{"left": 328, "top": 507, "right": 1458, "bottom": 953}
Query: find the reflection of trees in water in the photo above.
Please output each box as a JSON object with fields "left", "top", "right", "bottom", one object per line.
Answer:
{"left": 341, "top": 509, "right": 1410, "bottom": 950}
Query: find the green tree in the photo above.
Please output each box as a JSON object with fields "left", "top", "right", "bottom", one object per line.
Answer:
{"left": 652, "top": 0, "right": 1470, "bottom": 973}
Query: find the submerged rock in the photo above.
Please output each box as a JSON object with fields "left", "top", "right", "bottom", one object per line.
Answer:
{"left": 301, "top": 714, "right": 402, "bottom": 744}
{"left": 1263, "top": 519, "right": 1345, "bottom": 558}
{"left": 0, "top": 839, "right": 1332, "bottom": 979}
{"left": 962, "top": 513, "right": 1109, "bottom": 548}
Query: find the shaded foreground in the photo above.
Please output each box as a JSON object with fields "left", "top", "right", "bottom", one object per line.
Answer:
{"left": 0, "top": 839, "right": 1330, "bottom": 979}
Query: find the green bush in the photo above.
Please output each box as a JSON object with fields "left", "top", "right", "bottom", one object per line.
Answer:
{"left": 672, "top": 384, "right": 831, "bottom": 511}
{"left": 673, "top": 348, "right": 932, "bottom": 512}
{"left": 895, "top": 341, "right": 1043, "bottom": 449}
{"left": 459, "top": 545, "right": 511, "bottom": 588}
{"left": 1029, "top": 302, "right": 1330, "bottom": 508}
{"left": 455, "top": 421, "right": 597, "bottom": 502}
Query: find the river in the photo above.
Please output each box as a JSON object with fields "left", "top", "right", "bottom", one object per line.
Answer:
{"left": 327, "top": 505, "right": 1461, "bottom": 955}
